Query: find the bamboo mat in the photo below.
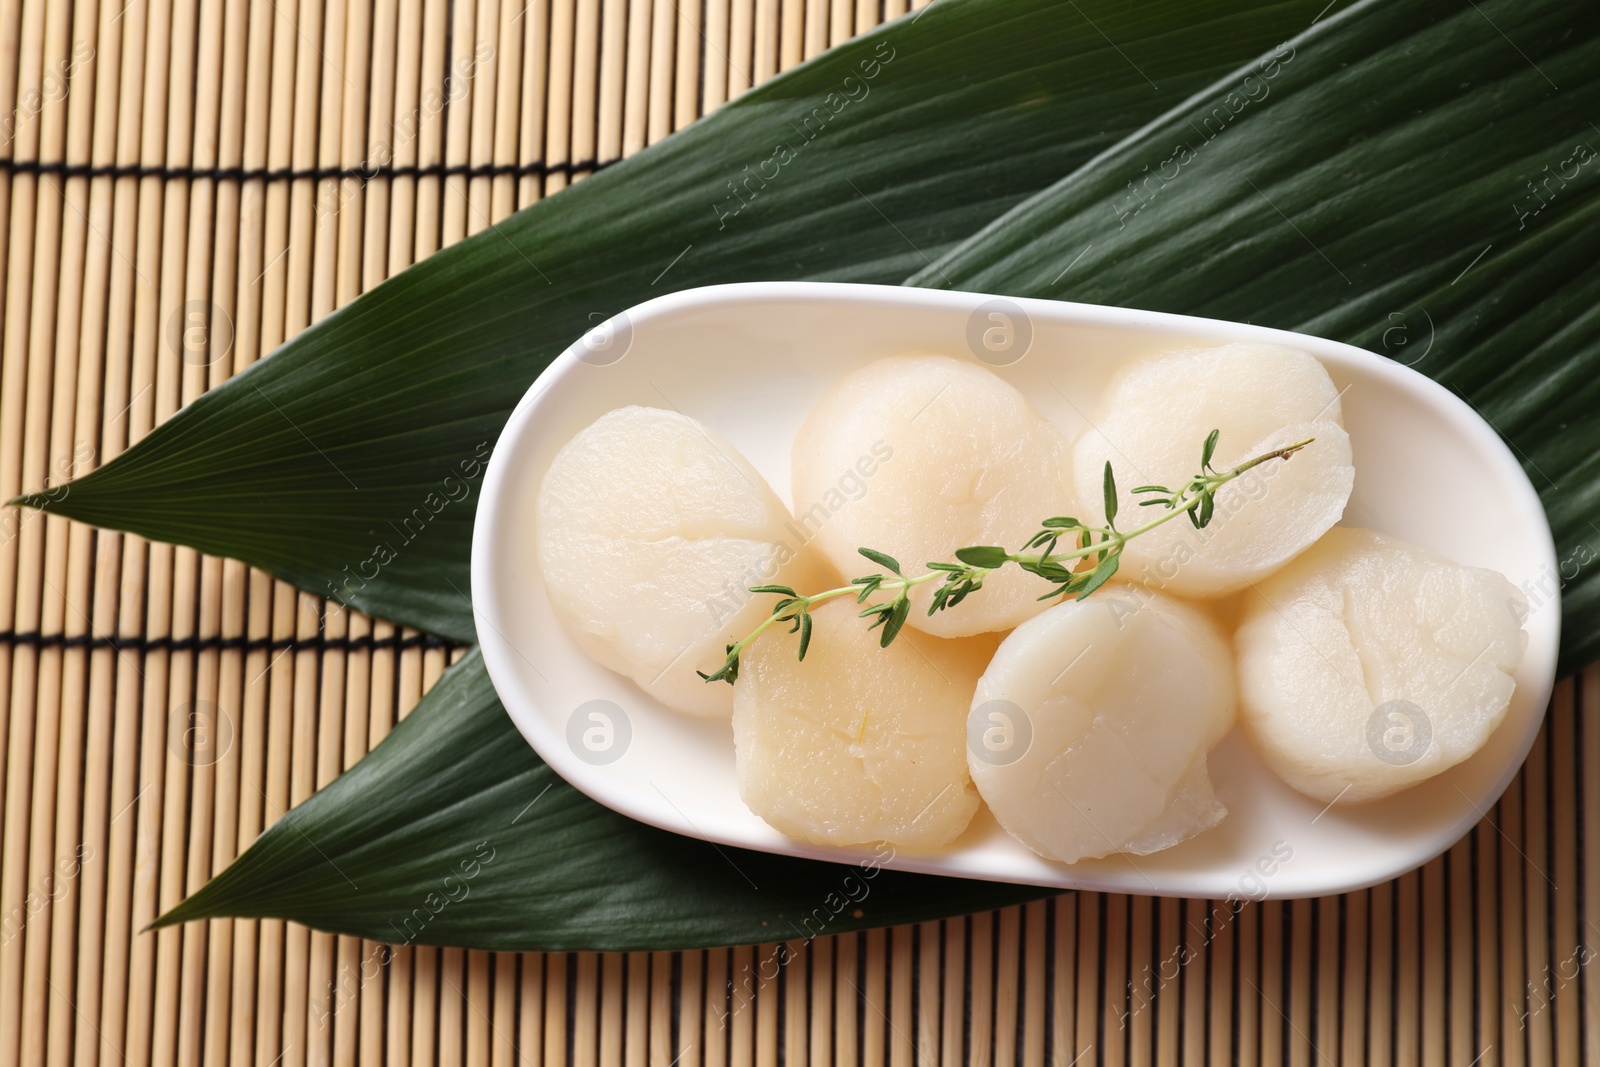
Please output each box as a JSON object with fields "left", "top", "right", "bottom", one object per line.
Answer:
{"left": 0, "top": 0, "right": 1595, "bottom": 1064}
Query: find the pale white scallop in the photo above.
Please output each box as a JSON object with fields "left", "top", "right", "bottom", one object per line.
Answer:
{"left": 791, "top": 354, "right": 1078, "bottom": 638}
{"left": 732, "top": 600, "right": 991, "bottom": 849}
{"left": 1072, "top": 343, "right": 1355, "bottom": 597}
{"left": 1235, "top": 527, "right": 1527, "bottom": 803}
{"left": 536, "top": 406, "right": 822, "bottom": 718}
{"left": 967, "top": 590, "right": 1236, "bottom": 864}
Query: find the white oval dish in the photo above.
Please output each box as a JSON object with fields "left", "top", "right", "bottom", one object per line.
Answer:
{"left": 472, "top": 281, "right": 1558, "bottom": 899}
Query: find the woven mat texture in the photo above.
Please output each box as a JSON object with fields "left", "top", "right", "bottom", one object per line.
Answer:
{"left": 0, "top": 0, "right": 1595, "bottom": 1064}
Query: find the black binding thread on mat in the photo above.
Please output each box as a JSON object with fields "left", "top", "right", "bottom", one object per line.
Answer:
{"left": 0, "top": 157, "right": 616, "bottom": 183}
{"left": 0, "top": 630, "right": 460, "bottom": 655}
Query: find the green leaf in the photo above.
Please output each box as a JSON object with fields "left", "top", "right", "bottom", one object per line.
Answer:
{"left": 1102, "top": 461, "right": 1119, "bottom": 527}
{"left": 798, "top": 611, "right": 815, "bottom": 660}
{"left": 856, "top": 547, "right": 903, "bottom": 576}
{"left": 7, "top": 0, "right": 1315, "bottom": 643}
{"left": 749, "top": 584, "right": 798, "bottom": 596}
{"left": 1076, "top": 553, "right": 1122, "bottom": 599}
{"left": 1201, "top": 429, "right": 1221, "bottom": 470}
{"left": 880, "top": 598, "right": 912, "bottom": 647}
{"left": 155, "top": 650, "right": 1046, "bottom": 950}
{"left": 954, "top": 545, "right": 1011, "bottom": 568}
{"left": 914, "top": 0, "right": 1600, "bottom": 670}
{"left": 119, "top": 0, "right": 1600, "bottom": 953}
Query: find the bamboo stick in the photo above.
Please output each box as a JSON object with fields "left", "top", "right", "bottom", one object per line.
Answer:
{"left": 518, "top": 949, "right": 544, "bottom": 1067}
{"left": 1260, "top": 899, "right": 1283, "bottom": 1067}
{"left": 669, "top": 0, "right": 697, "bottom": 131}
{"left": 332, "top": 4, "right": 376, "bottom": 1061}
{"left": 833, "top": 934, "right": 857, "bottom": 1067}
{"left": 1239, "top": 897, "right": 1260, "bottom": 1066}
{"left": 202, "top": 0, "right": 256, "bottom": 1047}
{"left": 915, "top": 923, "right": 936, "bottom": 1066}
{"left": 1074, "top": 894, "right": 1098, "bottom": 1066}
{"left": 169, "top": 5, "right": 232, "bottom": 1066}
{"left": 702, "top": 0, "right": 730, "bottom": 110}
{"left": 64, "top": 1, "right": 131, "bottom": 1064}
{"left": 1317, "top": 896, "right": 1340, "bottom": 1064}
{"left": 490, "top": 0, "right": 525, "bottom": 220}
{"left": 543, "top": 0, "right": 575, "bottom": 196}
{"left": 785, "top": 940, "right": 807, "bottom": 1066}
{"left": 1523, "top": 720, "right": 1553, "bottom": 1067}
{"left": 414, "top": 0, "right": 449, "bottom": 256}
{"left": 298, "top": 0, "right": 354, "bottom": 1060}
{"left": 1104, "top": 896, "right": 1129, "bottom": 1066}
{"left": 516, "top": 0, "right": 550, "bottom": 209}
{"left": 862, "top": 930, "right": 885, "bottom": 1067}
{"left": 806, "top": 940, "right": 828, "bottom": 1067}
{"left": 1582, "top": 668, "right": 1600, "bottom": 1066}
{"left": 995, "top": 905, "right": 1020, "bottom": 1067}
{"left": 35, "top": 4, "right": 104, "bottom": 1067}
{"left": 726, "top": 0, "right": 753, "bottom": 98}
{"left": 385, "top": 2, "right": 432, "bottom": 1043}
{"left": 362, "top": 0, "right": 403, "bottom": 1054}
{"left": 468, "top": 0, "right": 502, "bottom": 227}
{"left": 570, "top": 0, "right": 600, "bottom": 182}
{"left": 1182, "top": 898, "right": 1207, "bottom": 1067}
{"left": 756, "top": 943, "right": 778, "bottom": 1067}
{"left": 1473, "top": 815, "right": 1500, "bottom": 1067}
{"left": 705, "top": 948, "right": 729, "bottom": 1067}
{"left": 752, "top": 0, "right": 776, "bottom": 82}
{"left": 1545, "top": 688, "right": 1579, "bottom": 1064}
{"left": 1050, "top": 897, "right": 1075, "bottom": 1063}
{"left": 1369, "top": 883, "right": 1394, "bottom": 1067}
{"left": 972, "top": 911, "right": 997, "bottom": 1066}
{"left": 1340, "top": 892, "right": 1367, "bottom": 1067}
{"left": 1290, "top": 897, "right": 1313, "bottom": 1067}
{"left": 611, "top": 0, "right": 641, "bottom": 158}
{"left": 567, "top": 951, "right": 595, "bottom": 1066}
{"left": 934, "top": 921, "right": 960, "bottom": 1067}
{"left": 107, "top": 3, "right": 177, "bottom": 1065}
{"left": 1024, "top": 908, "right": 1049, "bottom": 1067}
{"left": 1128, "top": 897, "right": 1153, "bottom": 1065}
{"left": 799, "top": 0, "right": 820, "bottom": 61}
{"left": 0, "top": 1, "right": 58, "bottom": 1064}
{"left": 241, "top": 5, "right": 311, "bottom": 1063}
{"left": 644, "top": 0, "right": 673, "bottom": 148}
{"left": 1398, "top": 871, "right": 1422, "bottom": 1067}
{"left": 778, "top": 0, "right": 800, "bottom": 68}
{"left": 1211, "top": 898, "right": 1238, "bottom": 1067}
{"left": 599, "top": 952, "right": 622, "bottom": 1066}
{"left": 465, "top": 949, "right": 493, "bottom": 1067}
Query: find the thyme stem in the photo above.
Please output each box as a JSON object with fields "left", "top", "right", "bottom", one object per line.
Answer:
{"left": 700, "top": 433, "right": 1313, "bottom": 684}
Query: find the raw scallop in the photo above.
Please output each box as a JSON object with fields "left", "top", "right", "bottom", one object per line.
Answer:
{"left": 733, "top": 599, "right": 990, "bottom": 848}
{"left": 968, "top": 590, "right": 1236, "bottom": 864}
{"left": 536, "top": 405, "right": 821, "bottom": 718}
{"left": 1072, "top": 343, "right": 1355, "bottom": 598}
{"left": 791, "top": 354, "right": 1079, "bottom": 637}
{"left": 1235, "top": 527, "right": 1526, "bottom": 803}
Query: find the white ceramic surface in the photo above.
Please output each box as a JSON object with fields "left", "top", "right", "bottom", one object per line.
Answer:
{"left": 472, "top": 281, "right": 1559, "bottom": 899}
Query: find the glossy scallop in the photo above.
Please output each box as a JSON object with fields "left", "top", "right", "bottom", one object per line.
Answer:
{"left": 536, "top": 405, "right": 821, "bottom": 718}
{"left": 732, "top": 599, "right": 990, "bottom": 848}
{"left": 1236, "top": 527, "right": 1527, "bottom": 803}
{"left": 968, "top": 590, "right": 1236, "bottom": 864}
{"left": 1073, "top": 343, "right": 1355, "bottom": 597}
{"left": 791, "top": 354, "right": 1079, "bottom": 638}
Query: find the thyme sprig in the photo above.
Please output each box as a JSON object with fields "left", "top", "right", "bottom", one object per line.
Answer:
{"left": 699, "top": 430, "right": 1312, "bottom": 684}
